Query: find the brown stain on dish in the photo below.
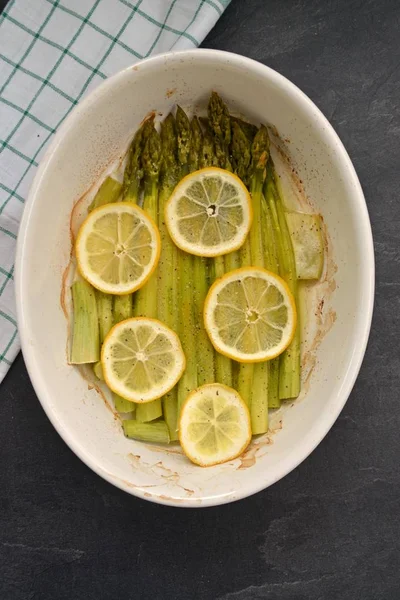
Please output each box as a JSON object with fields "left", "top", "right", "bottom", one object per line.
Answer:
{"left": 237, "top": 419, "right": 282, "bottom": 469}
{"left": 127, "top": 453, "right": 194, "bottom": 496}
{"left": 165, "top": 88, "right": 177, "bottom": 98}
{"left": 299, "top": 216, "right": 337, "bottom": 394}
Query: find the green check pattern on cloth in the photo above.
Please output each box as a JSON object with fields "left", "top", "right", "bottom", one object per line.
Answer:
{"left": 0, "top": 0, "right": 230, "bottom": 383}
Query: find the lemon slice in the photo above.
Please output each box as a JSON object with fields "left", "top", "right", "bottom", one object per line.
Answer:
{"left": 76, "top": 202, "right": 160, "bottom": 295}
{"left": 165, "top": 167, "right": 252, "bottom": 257}
{"left": 179, "top": 384, "right": 251, "bottom": 466}
{"left": 102, "top": 318, "right": 186, "bottom": 403}
{"left": 204, "top": 267, "right": 296, "bottom": 363}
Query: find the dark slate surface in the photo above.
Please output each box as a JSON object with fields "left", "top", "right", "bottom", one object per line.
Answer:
{"left": 1, "top": 1, "right": 399, "bottom": 598}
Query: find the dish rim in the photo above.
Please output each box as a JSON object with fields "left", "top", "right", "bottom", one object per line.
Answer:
{"left": 15, "top": 49, "right": 375, "bottom": 507}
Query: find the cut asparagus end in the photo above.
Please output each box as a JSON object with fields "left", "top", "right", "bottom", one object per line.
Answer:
{"left": 286, "top": 212, "right": 324, "bottom": 280}
{"left": 123, "top": 420, "right": 170, "bottom": 444}
{"left": 163, "top": 390, "right": 179, "bottom": 441}
{"left": 114, "top": 393, "right": 136, "bottom": 415}
{"left": 93, "top": 361, "right": 104, "bottom": 381}
{"left": 70, "top": 280, "right": 100, "bottom": 364}
{"left": 136, "top": 399, "right": 163, "bottom": 423}
{"left": 88, "top": 177, "right": 122, "bottom": 212}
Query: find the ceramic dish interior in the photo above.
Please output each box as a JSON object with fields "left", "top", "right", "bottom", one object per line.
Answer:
{"left": 16, "top": 50, "right": 374, "bottom": 507}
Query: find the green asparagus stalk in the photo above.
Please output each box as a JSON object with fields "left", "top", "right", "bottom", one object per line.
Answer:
{"left": 208, "top": 91, "right": 232, "bottom": 170}
{"left": 230, "top": 120, "right": 253, "bottom": 407}
{"left": 212, "top": 257, "right": 232, "bottom": 387}
{"left": 113, "top": 294, "right": 132, "bottom": 323}
{"left": 247, "top": 126, "right": 270, "bottom": 434}
{"left": 93, "top": 361, "right": 104, "bottom": 380}
{"left": 70, "top": 280, "right": 100, "bottom": 364}
{"left": 176, "top": 105, "right": 191, "bottom": 177}
{"left": 122, "top": 116, "right": 154, "bottom": 203}
{"left": 114, "top": 393, "right": 135, "bottom": 415}
{"left": 188, "top": 116, "right": 202, "bottom": 172}
{"left": 186, "top": 115, "right": 215, "bottom": 386}
{"left": 230, "top": 117, "right": 258, "bottom": 143}
{"left": 96, "top": 291, "right": 113, "bottom": 342}
{"left": 122, "top": 419, "right": 170, "bottom": 443}
{"left": 175, "top": 107, "right": 198, "bottom": 415}
{"left": 261, "top": 188, "right": 281, "bottom": 409}
{"left": 88, "top": 177, "right": 122, "bottom": 212}
{"left": 118, "top": 119, "right": 154, "bottom": 325}
{"left": 264, "top": 163, "right": 301, "bottom": 400}
{"left": 134, "top": 124, "right": 163, "bottom": 423}
{"left": 158, "top": 114, "right": 181, "bottom": 440}
{"left": 134, "top": 124, "right": 162, "bottom": 319}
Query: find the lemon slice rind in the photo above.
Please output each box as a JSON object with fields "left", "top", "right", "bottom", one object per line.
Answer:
{"left": 165, "top": 167, "right": 252, "bottom": 257}
{"left": 179, "top": 383, "right": 251, "bottom": 467}
{"left": 102, "top": 317, "right": 186, "bottom": 403}
{"left": 76, "top": 202, "right": 161, "bottom": 295}
{"left": 204, "top": 267, "right": 297, "bottom": 363}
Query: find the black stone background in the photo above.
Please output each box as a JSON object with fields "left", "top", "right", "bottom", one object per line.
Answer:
{"left": 1, "top": 1, "right": 399, "bottom": 598}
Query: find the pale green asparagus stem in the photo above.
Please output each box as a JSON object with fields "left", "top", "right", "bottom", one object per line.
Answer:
{"left": 93, "top": 361, "right": 104, "bottom": 380}
{"left": 88, "top": 177, "right": 122, "bottom": 212}
{"left": 158, "top": 114, "right": 180, "bottom": 439}
{"left": 113, "top": 294, "right": 132, "bottom": 324}
{"left": 265, "top": 163, "right": 301, "bottom": 400}
{"left": 187, "top": 114, "right": 215, "bottom": 386}
{"left": 230, "top": 120, "right": 254, "bottom": 408}
{"left": 247, "top": 126, "right": 270, "bottom": 434}
{"left": 175, "top": 107, "right": 199, "bottom": 415}
{"left": 70, "top": 280, "right": 100, "bottom": 364}
{"left": 211, "top": 257, "right": 232, "bottom": 387}
{"left": 122, "top": 419, "right": 170, "bottom": 443}
{"left": 134, "top": 125, "right": 162, "bottom": 319}
{"left": 134, "top": 124, "right": 163, "bottom": 423}
{"left": 261, "top": 190, "right": 280, "bottom": 409}
{"left": 96, "top": 291, "right": 113, "bottom": 343}
{"left": 114, "top": 394, "right": 136, "bottom": 415}
{"left": 193, "top": 257, "right": 215, "bottom": 385}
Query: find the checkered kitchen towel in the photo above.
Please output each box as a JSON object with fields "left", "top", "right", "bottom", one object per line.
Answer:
{"left": 0, "top": 0, "right": 230, "bottom": 383}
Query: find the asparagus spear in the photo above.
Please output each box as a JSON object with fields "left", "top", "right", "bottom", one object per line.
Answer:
{"left": 158, "top": 114, "right": 181, "bottom": 440}
{"left": 123, "top": 419, "right": 170, "bottom": 443}
{"left": 176, "top": 105, "right": 191, "bottom": 177}
{"left": 230, "top": 117, "right": 258, "bottom": 143}
{"left": 188, "top": 116, "right": 202, "bottom": 172}
{"left": 88, "top": 177, "right": 122, "bottom": 212}
{"left": 247, "top": 126, "right": 270, "bottom": 434}
{"left": 114, "top": 394, "right": 136, "bottom": 415}
{"left": 134, "top": 124, "right": 163, "bottom": 423}
{"left": 188, "top": 115, "right": 215, "bottom": 385}
{"left": 208, "top": 91, "right": 232, "bottom": 170}
{"left": 70, "top": 280, "right": 100, "bottom": 364}
{"left": 261, "top": 192, "right": 281, "bottom": 409}
{"left": 134, "top": 124, "right": 162, "bottom": 319}
{"left": 175, "top": 107, "right": 198, "bottom": 415}
{"left": 200, "top": 106, "right": 233, "bottom": 387}
{"left": 230, "top": 120, "right": 253, "bottom": 407}
{"left": 265, "top": 163, "right": 301, "bottom": 400}
{"left": 93, "top": 361, "right": 104, "bottom": 380}
{"left": 122, "top": 116, "right": 154, "bottom": 203}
